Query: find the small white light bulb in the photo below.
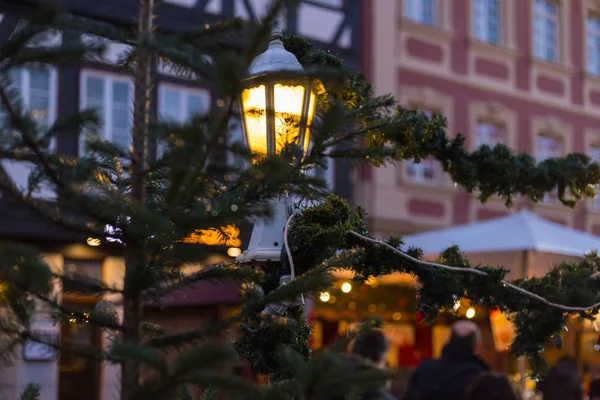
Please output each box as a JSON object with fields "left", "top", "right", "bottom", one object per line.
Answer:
{"left": 87, "top": 237, "right": 101, "bottom": 247}
{"left": 453, "top": 300, "right": 461, "bottom": 311}
{"left": 227, "top": 247, "right": 242, "bottom": 257}
{"left": 466, "top": 307, "right": 476, "bottom": 319}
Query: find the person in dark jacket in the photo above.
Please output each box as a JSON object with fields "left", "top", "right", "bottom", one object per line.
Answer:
{"left": 538, "top": 356, "right": 582, "bottom": 400}
{"left": 589, "top": 377, "right": 600, "bottom": 400}
{"left": 467, "top": 373, "right": 521, "bottom": 400}
{"left": 331, "top": 328, "right": 397, "bottom": 400}
{"left": 403, "top": 320, "right": 489, "bottom": 400}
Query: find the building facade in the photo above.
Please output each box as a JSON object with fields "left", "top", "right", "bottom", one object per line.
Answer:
{"left": 330, "top": 0, "right": 600, "bottom": 392}
{"left": 358, "top": 0, "right": 600, "bottom": 237}
{"left": 0, "top": 0, "right": 361, "bottom": 399}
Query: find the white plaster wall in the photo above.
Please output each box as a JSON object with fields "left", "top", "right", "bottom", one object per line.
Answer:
{"left": 0, "top": 254, "right": 63, "bottom": 400}
{"left": 100, "top": 257, "right": 125, "bottom": 400}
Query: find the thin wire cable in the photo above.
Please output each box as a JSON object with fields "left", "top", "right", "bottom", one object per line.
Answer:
{"left": 348, "top": 230, "right": 600, "bottom": 313}
{"left": 284, "top": 210, "right": 301, "bottom": 280}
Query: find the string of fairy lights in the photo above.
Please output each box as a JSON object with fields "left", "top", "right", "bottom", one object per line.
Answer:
{"left": 280, "top": 211, "right": 600, "bottom": 352}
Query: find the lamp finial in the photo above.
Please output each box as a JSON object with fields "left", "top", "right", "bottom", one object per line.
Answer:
{"left": 269, "top": 25, "right": 284, "bottom": 46}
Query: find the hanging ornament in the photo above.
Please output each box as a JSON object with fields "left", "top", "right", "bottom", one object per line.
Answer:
{"left": 416, "top": 311, "right": 425, "bottom": 324}
{"left": 551, "top": 334, "right": 564, "bottom": 350}
{"left": 595, "top": 333, "right": 600, "bottom": 351}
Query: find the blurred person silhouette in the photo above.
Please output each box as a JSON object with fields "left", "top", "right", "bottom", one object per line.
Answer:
{"left": 330, "top": 327, "right": 397, "bottom": 400}
{"left": 589, "top": 377, "right": 600, "bottom": 400}
{"left": 466, "top": 372, "right": 521, "bottom": 400}
{"left": 403, "top": 320, "right": 489, "bottom": 400}
{"left": 538, "top": 356, "right": 582, "bottom": 400}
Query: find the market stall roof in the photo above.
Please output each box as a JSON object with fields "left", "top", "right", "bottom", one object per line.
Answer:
{"left": 402, "top": 210, "right": 600, "bottom": 257}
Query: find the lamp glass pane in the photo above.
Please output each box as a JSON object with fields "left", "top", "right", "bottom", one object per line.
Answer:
{"left": 241, "top": 85, "right": 268, "bottom": 157}
{"left": 303, "top": 91, "right": 317, "bottom": 156}
{"left": 274, "top": 84, "right": 305, "bottom": 154}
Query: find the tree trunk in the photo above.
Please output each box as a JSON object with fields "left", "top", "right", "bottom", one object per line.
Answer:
{"left": 121, "top": 0, "right": 153, "bottom": 398}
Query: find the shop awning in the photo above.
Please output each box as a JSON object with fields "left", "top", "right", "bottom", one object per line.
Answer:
{"left": 402, "top": 210, "right": 600, "bottom": 257}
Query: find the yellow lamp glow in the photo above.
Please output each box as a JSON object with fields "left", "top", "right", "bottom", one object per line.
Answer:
{"left": 227, "top": 247, "right": 242, "bottom": 257}
{"left": 466, "top": 307, "right": 476, "bottom": 319}
{"left": 241, "top": 85, "right": 268, "bottom": 157}
{"left": 273, "top": 84, "right": 308, "bottom": 153}
{"left": 341, "top": 282, "right": 352, "bottom": 293}
{"left": 241, "top": 82, "right": 317, "bottom": 161}
{"left": 319, "top": 292, "right": 330, "bottom": 302}
{"left": 87, "top": 237, "right": 101, "bottom": 247}
{"left": 239, "top": 27, "right": 321, "bottom": 163}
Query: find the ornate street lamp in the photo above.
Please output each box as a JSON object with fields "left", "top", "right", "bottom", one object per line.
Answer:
{"left": 237, "top": 26, "right": 320, "bottom": 265}
{"left": 236, "top": 27, "right": 322, "bottom": 316}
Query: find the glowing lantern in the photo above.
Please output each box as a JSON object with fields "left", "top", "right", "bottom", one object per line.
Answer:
{"left": 239, "top": 27, "right": 321, "bottom": 162}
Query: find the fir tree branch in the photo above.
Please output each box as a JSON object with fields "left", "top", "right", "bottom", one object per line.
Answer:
{"left": 144, "top": 316, "right": 239, "bottom": 349}
{"left": 142, "top": 261, "right": 258, "bottom": 303}
{"left": 0, "top": 164, "right": 105, "bottom": 238}
{"left": 348, "top": 231, "right": 600, "bottom": 312}
{"left": 0, "top": 79, "right": 121, "bottom": 230}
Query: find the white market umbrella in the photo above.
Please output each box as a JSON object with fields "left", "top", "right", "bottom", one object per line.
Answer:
{"left": 402, "top": 210, "right": 600, "bottom": 257}
{"left": 402, "top": 210, "right": 600, "bottom": 387}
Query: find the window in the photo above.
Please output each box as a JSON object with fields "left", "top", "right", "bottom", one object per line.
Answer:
{"left": 536, "top": 135, "right": 563, "bottom": 202}
{"left": 406, "top": 108, "right": 441, "bottom": 184}
{"left": 588, "top": 16, "right": 600, "bottom": 75}
{"left": 405, "top": 0, "right": 436, "bottom": 26}
{"left": 158, "top": 85, "right": 209, "bottom": 124}
{"left": 157, "top": 84, "right": 210, "bottom": 158}
{"left": 590, "top": 146, "right": 600, "bottom": 208}
{"left": 475, "top": 122, "right": 505, "bottom": 148}
{"left": 536, "top": 135, "right": 563, "bottom": 161}
{"left": 1, "top": 66, "right": 57, "bottom": 143}
{"left": 80, "top": 71, "right": 133, "bottom": 152}
{"left": 473, "top": 0, "right": 501, "bottom": 44}
{"left": 533, "top": 0, "right": 559, "bottom": 62}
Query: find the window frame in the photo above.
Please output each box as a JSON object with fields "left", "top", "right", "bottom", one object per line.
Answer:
{"left": 157, "top": 83, "right": 211, "bottom": 124}
{"left": 532, "top": 0, "right": 563, "bottom": 63}
{"left": 474, "top": 122, "right": 505, "bottom": 149}
{"left": 79, "top": 69, "right": 134, "bottom": 155}
{"left": 531, "top": 116, "right": 574, "bottom": 219}
{"left": 404, "top": 0, "right": 438, "bottom": 26}
{"left": 584, "top": 128, "right": 600, "bottom": 215}
{"left": 4, "top": 65, "right": 59, "bottom": 151}
{"left": 468, "top": 101, "right": 517, "bottom": 151}
{"left": 404, "top": 109, "right": 443, "bottom": 185}
{"left": 397, "top": 86, "right": 454, "bottom": 189}
{"left": 535, "top": 134, "right": 564, "bottom": 204}
{"left": 156, "top": 82, "right": 211, "bottom": 158}
{"left": 472, "top": 0, "right": 502, "bottom": 44}
{"left": 589, "top": 144, "right": 600, "bottom": 209}
{"left": 587, "top": 13, "right": 600, "bottom": 75}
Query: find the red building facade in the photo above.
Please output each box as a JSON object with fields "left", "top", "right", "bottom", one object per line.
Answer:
{"left": 357, "top": 0, "right": 600, "bottom": 237}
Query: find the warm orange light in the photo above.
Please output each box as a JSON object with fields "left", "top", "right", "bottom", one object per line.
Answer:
{"left": 466, "top": 307, "right": 476, "bottom": 319}
{"left": 227, "top": 247, "right": 242, "bottom": 257}
{"left": 273, "top": 84, "right": 306, "bottom": 154}
{"left": 87, "top": 237, "right": 101, "bottom": 247}
{"left": 241, "top": 82, "right": 317, "bottom": 162}
{"left": 319, "top": 292, "right": 330, "bottom": 302}
{"left": 341, "top": 282, "right": 352, "bottom": 293}
{"left": 181, "top": 225, "right": 242, "bottom": 247}
{"left": 453, "top": 300, "right": 461, "bottom": 311}
{"left": 241, "top": 85, "right": 268, "bottom": 158}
